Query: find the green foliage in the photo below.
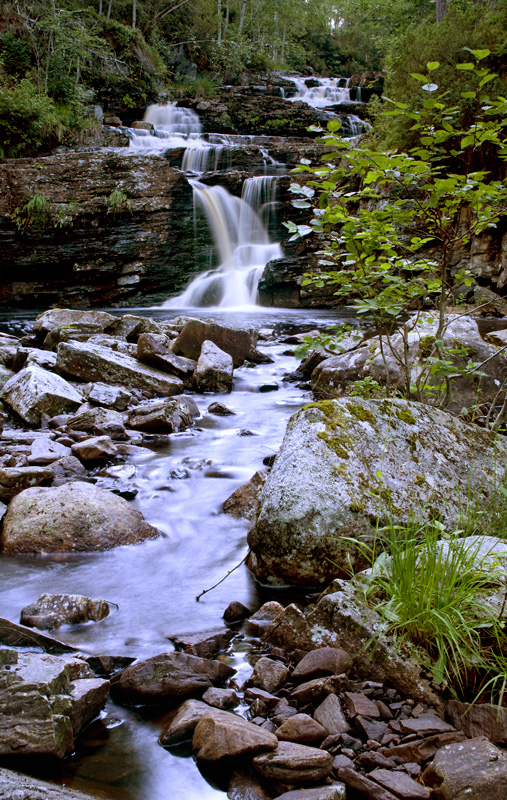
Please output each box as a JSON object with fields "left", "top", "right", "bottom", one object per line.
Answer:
{"left": 107, "top": 187, "right": 131, "bottom": 214}
{"left": 0, "top": 33, "right": 31, "bottom": 77}
{"left": 0, "top": 79, "right": 62, "bottom": 158}
{"left": 288, "top": 56, "right": 507, "bottom": 410}
{"left": 13, "top": 193, "right": 77, "bottom": 230}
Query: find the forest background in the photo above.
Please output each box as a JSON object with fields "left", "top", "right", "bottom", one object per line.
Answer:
{"left": 1, "top": 0, "right": 507, "bottom": 158}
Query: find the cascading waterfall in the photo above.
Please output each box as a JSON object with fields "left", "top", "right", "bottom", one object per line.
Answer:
{"left": 283, "top": 75, "right": 352, "bottom": 108}
{"left": 163, "top": 177, "right": 282, "bottom": 309}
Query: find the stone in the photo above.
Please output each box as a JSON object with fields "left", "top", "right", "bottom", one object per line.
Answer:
{"left": 69, "top": 677, "right": 110, "bottom": 736}
{"left": 250, "top": 656, "right": 289, "bottom": 693}
{"left": 0, "top": 481, "right": 160, "bottom": 553}
{"left": 111, "top": 652, "right": 235, "bottom": 705}
{"left": 20, "top": 593, "right": 111, "bottom": 630}
{"left": 65, "top": 407, "right": 126, "bottom": 439}
{"left": 137, "top": 332, "right": 196, "bottom": 380}
{"left": 159, "top": 699, "right": 210, "bottom": 746}
{"left": 290, "top": 675, "right": 353, "bottom": 707}
{"left": 202, "top": 687, "right": 240, "bottom": 710}
{"left": 354, "top": 716, "right": 388, "bottom": 742}
{"left": 111, "top": 314, "right": 163, "bottom": 341}
{"left": 447, "top": 700, "right": 507, "bottom": 744}
{"left": 71, "top": 435, "right": 119, "bottom": 462}
{"left": 223, "top": 601, "right": 251, "bottom": 623}
{"left": 336, "top": 767, "right": 399, "bottom": 800}
{"left": 192, "top": 709, "right": 278, "bottom": 760}
{"left": 398, "top": 714, "right": 455, "bottom": 736}
{"left": 313, "top": 693, "right": 351, "bottom": 735}
{"left": 1, "top": 366, "right": 82, "bottom": 426}
{"left": 208, "top": 402, "right": 236, "bottom": 415}
{"left": 253, "top": 741, "right": 333, "bottom": 783}
{"left": 276, "top": 713, "right": 328, "bottom": 745}
{"left": 0, "top": 465, "right": 54, "bottom": 500}
{"left": 56, "top": 341, "right": 184, "bottom": 396}
{"left": 223, "top": 470, "right": 268, "bottom": 520}
{"left": 422, "top": 737, "right": 507, "bottom": 799}
{"left": 343, "top": 692, "right": 381, "bottom": 719}
{"left": 87, "top": 382, "right": 131, "bottom": 411}
{"left": 247, "top": 396, "right": 507, "bottom": 587}
{"left": 51, "top": 455, "right": 87, "bottom": 478}
{"left": 168, "top": 628, "right": 235, "bottom": 659}
{"left": 0, "top": 768, "right": 98, "bottom": 799}
{"left": 34, "top": 309, "right": 115, "bottom": 335}
{"left": 228, "top": 769, "right": 272, "bottom": 800}
{"left": 173, "top": 319, "right": 258, "bottom": 368}
{"left": 369, "top": 769, "right": 430, "bottom": 799}
{"left": 193, "top": 340, "right": 234, "bottom": 393}
{"left": 127, "top": 397, "right": 194, "bottom": 433}
{"left": 25, "top": 348, "right": 59, "bottom": 370}
{"left": 274, "top": 788, "right": 346, "bottom": 800}
{"left": 0, "top": 617, "right": 76, "bottom": 654}
{"left": 292, "top": 648, "right": 353, "bottom": 682}
{"left": 474, "top": 285, "right": 507, "bottom": 316}
{"left": 247, "top": 601, "right": 285, "bottom": 633}
{"left": 28, "top": 436, "right": 71, "bottom": 464}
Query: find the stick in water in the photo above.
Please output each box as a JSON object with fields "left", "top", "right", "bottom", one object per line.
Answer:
{"left": 196, "top": 555, "right": 247, "bottom": 601}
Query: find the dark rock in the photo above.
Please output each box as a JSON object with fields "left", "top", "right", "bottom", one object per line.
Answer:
{"left": 447, "top": 700, "right": 507, "bottom": 744}
{"left": 292, "top": 648, "right": 352, "bottom": 682}
{"left": 223, "top": 601, "right": 251, "bottom": 624}
{"left": 274, "top": 787, "right": 346, "bottom": 800}
{"left": 355, "top": 716, "right": 388, "bottom": 742}
{"left": 69, "top": 677, "right": 110, "bottom": 736}
{"left": 202, "top": 687, "right": 240, "bottom": 710}
{"left": 173, "top": 319, "right": 257, "bottom": 368}
{"left": 65, "top": 406, "right": 126, "bottom": 440}
{"left": 223, "top": 470, "right": 268, "bottom": 520}
{"left": 0, "top": 465, "right": 54, "bottom": 500}
{"left": 208, "top": 402, "right": 236, "bottom": 416}
{"left": 313, "top": 693, "right": 351, "bottom": 736}
{"left": 369, "top": 768, "right": 430, "bottom": 799}
{"left": 193, "top": 709, "right": 278, "bottom": 760}
{"left": 0, "top": 617, "right": 76, "bottom": 654}
{"left": 169, "top": 628, "right": 235, "bottom": 659}
{"left": 335, "top": 767, "right": 399, "bottom": 800}
{"left": 422, "top": 737, "right": 507, "bottom": 799}
{"left": 398, "top": 714, "right": 455, "bottom": 737}
{"left": 137, "top": 332, "right": 196, "bottom": 380}
{"left": 250, "top": 656, "right": 289, "bottom": 693}
{"left": 290, "top": 675, "right": 353, "bottom": 707}
{"left": 20, "top": 593, "right": 111, "bottom": 630}
{"left": 71, "top": 435, "right": 118, "bottom": 462}
{"left": 159, "top": 699, "right": 210, "bottom": 746}
{"left": 228, "top": 768, "right": 271, "bottom": 800}
{"left": 127, "top": 397, "right": 194, "bottom": 433}
{"left": 343, "top": 692, "right": 381, "bottom": 719}
{"left": 253, "top": 740, "right": 333, "bottom": 783}
{"left": 111, "top": 651, "right": 235, "bottom": 705}
{"left": 275, "top": 713, "right": 328, "bottom": 745}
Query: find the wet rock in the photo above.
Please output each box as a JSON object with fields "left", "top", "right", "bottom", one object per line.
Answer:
{"left": 202, "top": 687, "right": 240, "bottom": 710}
{"left": 274, "top": 788, "right": 346, "bottom": 800}
{"left": 343, "top": 692, "right": 380, "bottom": 719}
{"left": 474, "top": 285, "right": 507, "bottom": 316}
{"left": 0, "top": 767, "right": 99, "bottom": 799}
{"left": 259, "top": 383, "right": 279, "bottom": 392}
{"left": 70, "top": 677, "right": 110, "bottom": 736}
{"left": 159, "top": 698, "right": 210, "bottom": 746}
{"left": 137, "top": 332, "right": 196, "bottom": 380}
{"left": 24, "top": 348, "right": 59, "bottom": 371}
{"left": 20, "top": 593, "right": 111, "bottom": 631}
{"left": 314, "top": 694, "right": 351, "bottom": 736}
{"left": 71, "top": 435, "right": 119, "bottom": 462}
{"left": 85, "top": 654, "right": 135, "bottom": 676}
{"left": 28, "top": 436, "right": 72, "bottom": 464}
{"left": 276, "top": 713, "right": 328, "bottom": 745}
{"left": 86, "top": 382, "right": 131, "bottom": 411}
{"left": 0, "top": 481, "right": 160, "bottom": 553}
{"left": 65, "top": 407, "right": 126, "bottom": 439}
{"left": 56, "top": 341, "right": 184, "bottom": 396}
{"left": 293, "top": 648, "right": 353, "bottom": 682}
{"left": 0, "top": 617, "right": 76, "bottom": 654}
{"left": 193, "top": 340, "right": 234, "bottom": 393}
{"left": 168, "top": 628, "right": 235, "bottom": 659}
{"left": 422, "top": 737, "right": 507, "bottom": 799}
{"left": 247, "top": 396, "right": 507, "bottom": 587}
{"left": 223, "top": 470, "right": 268, "bottom": 520}
{"left": 223, "top": 601, "right": 251, "bottom": 624}
{"left": 253, "top": 740, "right": 333, "bottom": 783}
{"left": 111, "top": 652, "right": 235, "bottom": 705}
{"left": 247, "top": 349, "right": 275, "bottom": 365}
{"left": 174, "top": 319, "right": 258, "bottom": 368}
{"left": 1, "top": 366, "right": 82, "bottom": 426}
{"left": 193, "top": 708, "right": 278, "bottom": 760}
{"left": 0, "top": 465, "right": 54, "bottom": 500}
{"left": 127, "top": 397, "right": 194, "bottom": 433}
{"left": 51, "top": 455, "right": 87, "bottom": 478}
{"left": 369, "top": 769, "right": 430, "bottom": 799}
{"left": 228, "top": 768, "right": 271, "bottom": 800}
{"left": 290, "top": 675, "right": 353, "bottom": 707}
{"left": 336, "top": 767, "right": 400, "bottom": 800}
{"left": 398, "top": 714, "right": 454, "bottom": 737}
{"left": 34, "top": 309, "right": 115, "bottom": 336}
{"left": 247, "top": 601, "right": 285, "bottom": 634}
{"left": 250, "top": 656, "right": 289, "bottom": 693}
{"left": 208, "top": 402, "right": 236, "bottom": 416}
{"left": 447, "top": 700, "right": 507, "bottom": 744}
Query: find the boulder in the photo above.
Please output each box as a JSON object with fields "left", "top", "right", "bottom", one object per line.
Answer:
{"left": 168, "top": 628, "right": 235, "bottom": 659}
{"left": 247, "top": 397, "right": 507, "bottom": 586}
{"left": 208, "top": 402, "right": 235, "bottom": 416}
{"left": 20, "top": 593, "right": 111, "bottom": 631}
{"left": 311, "top": 315, "right": 507, "bottom": 414}
{"left": 250, "top": 657, "right": 289, "bottom": 694}
{"left": 0, "top": 465, "right": 54, "bottom": 500}
{"left": 0, "top": 617, "right": 76, "bottom": 654}
{"left": 110, "top": 314, "right": 163, "bottom": 341}
{"left": 193, "top": 340, "right": 233, "bottom": 393}
{"left": 34, "top": 309, "right": 115, "bottom": 335}
{"left": 422, "top": 737, "right": 507, "bottom": 799}
{"left": 228, "top": 769, "right": 272, "bottom": 800}
{"left": 25, "top": 348, "right": 59, "bottom": 371}
{"left": 223, "top": 471, "right": 268, "bottom": 520}
{"left": 313, "top": 693, "right": 351, "bottom": 735}
{"left": 201, "top": 687, "right": 240, "bottom": 710}
{"left": 173, "top": 319, "right": 257, "bottom": 368}
{"left": 86, "top": 382, "right": 131, "bottom": 411}
{"left": 275, "top": 713, "right": 328, "bottom": 745}
{"left": 292, "top": 648, "right": 352, "bottom": 682}
{"left": 0, "top": 482, "right": 160, "bottom": 553}
{"left": 253, "top": 740, "right": 333, "bottom": 782}
{"left": 71, "top": 435, "right": 118, "bottom": 462}
{"left": 111, "top": 652, "right": 235, "bottom": 705}
{"left": 65, "top": 407, "right": 126, "bottom": 439}
{"left": 447, "top": 700, "right": 507, "bottom": 744}
{"left": 56, "top": 341, "right": 184, "bottom": 396}
{"left": 69, "top": 677, "right": 110, "bottom": 736}
{"left": 28, "top": 436, "right": 72, "bottom": 464}
{"left": 159, "top": 698, "right": 210, "bottom": 746}
{"left": 137, "top": 332, "right": 196, "bottom": 380}
{"left": 192, "top": 708, "right": 278, "bottom": 760}
{"left": 0, "top": 767, "right": 98, "bottom": 799}
{"left": 127, "top": 398, "right": 194, "bottom": 433}
{"left": 1, "top": 366, "right": 82, "bottom": 426}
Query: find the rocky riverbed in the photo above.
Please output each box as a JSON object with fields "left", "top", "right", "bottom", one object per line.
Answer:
{"left": 1, "top": 307, "right": 507, "bottom": 800}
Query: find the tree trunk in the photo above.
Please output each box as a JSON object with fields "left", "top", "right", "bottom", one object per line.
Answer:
{"left": 238, "top": 0, "right": 247, "bottom": 34}
{"left": 218, "top": 0, "right": 222, "bottom": 42}
{"left": 107, "top": 0, "right": 113, "bottom": 20}
{"left": 98, "top": 0, "right": 102, "bottom": 15}
{"left": 436, "top": 0, "right": 447, "bottom": 23}
{"left": 132, "top": 0, "right": 136, "bottom": 28}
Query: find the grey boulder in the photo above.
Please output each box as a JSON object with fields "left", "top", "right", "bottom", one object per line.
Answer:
{"left": 422, "top": 737, "right": 507, "bottom": 799}
{"left": 20, "top": 593, "right": 111, "bottom": 630}
{"left": 193, "top": 340, "right": 233, "bottom": 393}
{"left": 1, "top": 366, "right": 82, "bottom": 426}
{"left": 192, "top": 708, "right": 278, "bottom": 760}
{"left": 173, "top": 319, "right": 257, "bottom": 367}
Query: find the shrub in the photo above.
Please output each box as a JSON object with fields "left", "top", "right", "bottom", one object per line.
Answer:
{"left": 0, "top": 79, "right": 61, "bottom": 157}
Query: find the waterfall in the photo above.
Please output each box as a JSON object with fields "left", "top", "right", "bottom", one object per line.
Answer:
{"left": 163, "top": 179, "right": 282, "bottom": 309}
{"left": 282, "top": 75, "right": 352, "bottom": 108}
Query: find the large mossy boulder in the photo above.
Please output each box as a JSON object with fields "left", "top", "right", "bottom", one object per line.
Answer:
{"left": 247, "top": 397, "right": 507, "bottom": 587}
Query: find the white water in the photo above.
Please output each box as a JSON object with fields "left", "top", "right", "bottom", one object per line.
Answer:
{"left": 283, "top": 75, "right": 354, "bottom": 108}
{"left": 164, "top": 177, "right": 282, "bottom": 309}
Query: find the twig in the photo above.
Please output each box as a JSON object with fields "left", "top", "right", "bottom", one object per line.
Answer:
{"left": 196, "top": 554, "right": 247, "bottom": 601}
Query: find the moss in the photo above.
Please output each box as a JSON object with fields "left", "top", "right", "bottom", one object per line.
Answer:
{"left": 317, "top": 431, "right": 349, "bottom": 459}
{"left": 408, "top": 432, "right": 419, "bottom": 454}
{"left": 415, "top": 475, "right": 426, "bottom": 486}
{"left": 346, "top": 401, "right": 376, "bottom": 424}
{"left": 419, "top": 334, "right": 436, "bottom": 359}
{"left": 349, "top": 500, "right": 365, "bottom": 512}
{"left": 396, "top": 408, "right": 416, "bottom": 425}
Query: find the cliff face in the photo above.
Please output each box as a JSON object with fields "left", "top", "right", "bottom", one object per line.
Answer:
{"left": 0, "top": 150, "right": 199, "bottom": 308}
